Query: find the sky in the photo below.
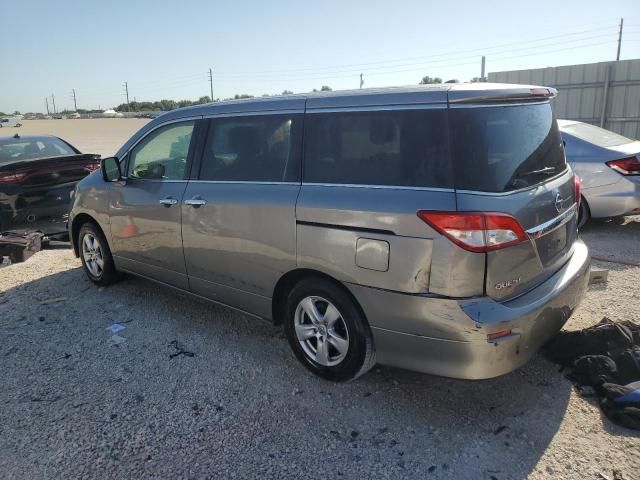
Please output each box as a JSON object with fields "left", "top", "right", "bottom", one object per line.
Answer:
{"left": 1, "top": 0, "right": 639, "bottom": 113}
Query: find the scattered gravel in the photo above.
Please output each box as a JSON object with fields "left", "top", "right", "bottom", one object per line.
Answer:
{"left": 0, "top": 219, "right": 638, "bottom": 479}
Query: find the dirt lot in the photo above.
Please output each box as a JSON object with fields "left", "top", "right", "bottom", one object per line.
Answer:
{"left": 0, "top": 218, "right": 638, "bottom": 479}
{"left": 1, "top": 118, "right": 639, "bottom": 479}
{"left": 10, "top": 119, "right": 150, "bottom": 157}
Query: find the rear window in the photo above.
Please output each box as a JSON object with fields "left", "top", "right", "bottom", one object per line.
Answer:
{"left": 0, "top": 137, "right": 76, "bottom": 165}
{"left": 561, "top": 122, "right": 633, "bottom": 148}
{"left": 450, "top": 103, "right": 567, "bottom": 192}
{"left": 303, "top": 109, "right": 452, "bottom": 188}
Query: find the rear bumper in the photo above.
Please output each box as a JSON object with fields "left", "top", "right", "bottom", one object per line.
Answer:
{"left": 584, "top": 176, "right": 640, "bottom": 218}
{"left": 0, "top": 185, "right": 74, "bottom": 235}
{"left": 348, "top": 239, "right": 591, "bottom": 379}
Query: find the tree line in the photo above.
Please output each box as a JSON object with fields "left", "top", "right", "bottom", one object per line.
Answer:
{"left": 5, "top": 77, "right": 484, "bottom": 116}
{"left": 114, "top": 86, "right": 334, "bottom": 112}
{"left": 111, "top": 76, "right": 485, "bottom": 113}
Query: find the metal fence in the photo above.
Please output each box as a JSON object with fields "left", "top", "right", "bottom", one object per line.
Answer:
{"left": 488, "top": 59, "right": 640, "bottom": 140}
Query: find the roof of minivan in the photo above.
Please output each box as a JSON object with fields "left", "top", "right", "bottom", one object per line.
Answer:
{"left": 115, "top": 82, "right": 554, "bottom": 158}
{"left": 162, "top": 82, "right": 553, "bottom": 118}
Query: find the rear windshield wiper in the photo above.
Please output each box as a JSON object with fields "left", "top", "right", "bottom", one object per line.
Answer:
{"left": 517, "top": 166, "right": 557, "bottom": 176}
{"left": 507, "top": 166, "right": 557, "bottom": 189}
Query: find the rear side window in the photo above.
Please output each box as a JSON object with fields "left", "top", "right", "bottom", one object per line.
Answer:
{"left": 0, "top": 137, "right": 76, "bottom": 164}
{"left": 303, "top": 109, "right": 452, "bottom": 188}
{"left": 450, "top": 103, "right": 567, "bottom": 192}
{"left": 200, "top": 114, "right": 302, "bottom": 182}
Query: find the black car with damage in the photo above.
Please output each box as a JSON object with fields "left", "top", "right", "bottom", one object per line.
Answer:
{"left": 0, "top": 134, "right": 100, "bottom": 235}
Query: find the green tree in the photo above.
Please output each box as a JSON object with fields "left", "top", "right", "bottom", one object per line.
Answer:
{"left": 281, "top": 89, "right": 294, "bottom": 95}
{"left": 13, "top": 110, "right": 21, "bottom": 115}
{"left": 320, "top": 85, "right": 332, "bottom": 91}
{"left": 419, "top": 76, "right": 442, "bottom": 85}
{"left": 470, "top": 77, "right": 485, "bottom": 83}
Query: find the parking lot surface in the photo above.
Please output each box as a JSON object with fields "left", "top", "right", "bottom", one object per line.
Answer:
{"left": 1, "top": 219, "right": 639, "bottom": 479}
{"left": 10, "top": 119, "right": 150, "bottom": 158}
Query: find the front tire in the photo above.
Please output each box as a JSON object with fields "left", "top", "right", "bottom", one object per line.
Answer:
{"left": 78, "top": 223, "right": 118, "bottom": 286}
{"left": 284, "top": 277, "right": 376, "bottom": 381}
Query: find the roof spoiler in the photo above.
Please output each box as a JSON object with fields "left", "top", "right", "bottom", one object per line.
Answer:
{"left": 449, "top": 87, "right": 557, "bottom": 104}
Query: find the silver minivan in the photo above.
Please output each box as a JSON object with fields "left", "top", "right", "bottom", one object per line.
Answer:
{"left": 69, "top": 83, "right": 591, "bottom": 381}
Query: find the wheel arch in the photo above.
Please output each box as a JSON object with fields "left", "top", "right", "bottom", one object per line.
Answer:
{"left": 271, "top": 268, "right": 368, "bottom": 326}
{"left": 71, "top": 213, "right": 105, "bottom": 257}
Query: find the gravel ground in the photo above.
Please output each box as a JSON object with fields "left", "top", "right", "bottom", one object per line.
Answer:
{"left": 0, "top": 220, "right": 639, "bottom": 479}
{"left": 12, "top": 119, "right": 150, "bottom": 157}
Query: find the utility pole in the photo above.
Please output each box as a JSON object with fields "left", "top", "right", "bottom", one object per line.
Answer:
{"left": 208, "top": 68, "right": 214, "bottom": 102}
{"left": 359, "top": 73, "right": 364, "bottom": 89}
{"left": 481, "top": 56, "right": 486, "bottom": 81}
{"left": 71, "top": 89, "right": 78, "bottom": 111}
{"left": 45, "top": 98, "right": 50, "bottom": 115}
{"left": 616, "top": 18, "right": 624, "bottom": 61}
{"left": 51, "top": 94, "right": 56, "bottom": 114}
{"left": 123, "top": 82, "right": 130, "bottom": 111}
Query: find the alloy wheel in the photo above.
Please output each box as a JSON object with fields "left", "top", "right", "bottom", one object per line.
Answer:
{"left": 82, "top": 233, "right": 104, "bottom": 278}
{"left": 294, "top": 296, "right": 350, "bottom": 366}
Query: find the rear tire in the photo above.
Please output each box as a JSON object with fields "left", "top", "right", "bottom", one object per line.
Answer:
{"left": 78, "top": 222, "right": 118, "bottom": 286}
{"left": 577, "top": 196, "right": 590, "bottom": 230}
{"left": 284, "top": 277, "right": 376, "bottom": 382}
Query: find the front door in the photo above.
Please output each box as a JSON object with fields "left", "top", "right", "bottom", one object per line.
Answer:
{"left": 109, "top": 120, "right": 197, "bottom": 289}
{"left": 181, "top": 113, "right": 303, "bottom": 318}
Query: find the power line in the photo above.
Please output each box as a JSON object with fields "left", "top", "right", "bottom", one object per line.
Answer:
{"left": 488, "top": 40, "right": 620, "bottom": 71}
{"left": 208, "top": 39, "right": 617, "bottom": 85}
{"left": 213, "top": 25, "right": 619, "bottom": 77}
{"left": 214, "top": 32, "right": 619, "bottom": 80}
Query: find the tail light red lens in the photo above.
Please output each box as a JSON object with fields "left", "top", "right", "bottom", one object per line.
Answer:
{"left": 530, "top": 88, "right": 550, "bottom": 97}
{"left": 606, "top": 156, "right": 640, "bottom": 175}
{"left": 0, "top": 172, "right": 28, "bottom": 184}
{"left": 417, "top": 211, "right": 528, "bottom": 253}
{"left": 574, "top": 174, "right": 581, "bottom": 210}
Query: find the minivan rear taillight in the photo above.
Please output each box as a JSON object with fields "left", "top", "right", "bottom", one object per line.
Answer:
{"left": 574, "top": 175, "right": 581, "bottom": 210}
{"left": 417, "top": 211, "right": 528, "bottom": 253}
{"left": 606, "top": 156, "right": 640, "bottom": 175}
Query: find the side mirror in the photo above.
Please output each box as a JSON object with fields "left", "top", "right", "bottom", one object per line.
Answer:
{"left": 101, "top": 157, "right": 122, "bottom": 182}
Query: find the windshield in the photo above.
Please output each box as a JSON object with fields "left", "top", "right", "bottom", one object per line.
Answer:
{"left": 561, "top": 122, "right": 633, "bottom": 148}
{"left": 450, "top": 103, "right": 567, "bottom": 192}
{"left": 0, "top": 137, "right": 77, "bottom": 165}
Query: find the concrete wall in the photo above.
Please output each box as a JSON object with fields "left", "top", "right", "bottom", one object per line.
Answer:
{"left": 489, "top": 59, "right": 640, "bottom": 140}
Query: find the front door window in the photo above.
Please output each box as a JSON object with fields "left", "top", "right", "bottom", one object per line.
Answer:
{"left": 128, "top": 121, "right": 195, "bottom": 180}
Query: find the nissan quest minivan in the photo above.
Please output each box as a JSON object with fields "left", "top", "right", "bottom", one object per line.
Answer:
{"left": 69, "top": 83, "right": 591, "bottom": 381}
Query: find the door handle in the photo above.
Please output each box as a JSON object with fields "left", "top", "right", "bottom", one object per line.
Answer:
{"left": 159, "top": 197, "right": 178, "bottom": 207}
{"left": 184, "top": 197, "right": 207, "bottom": 207}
